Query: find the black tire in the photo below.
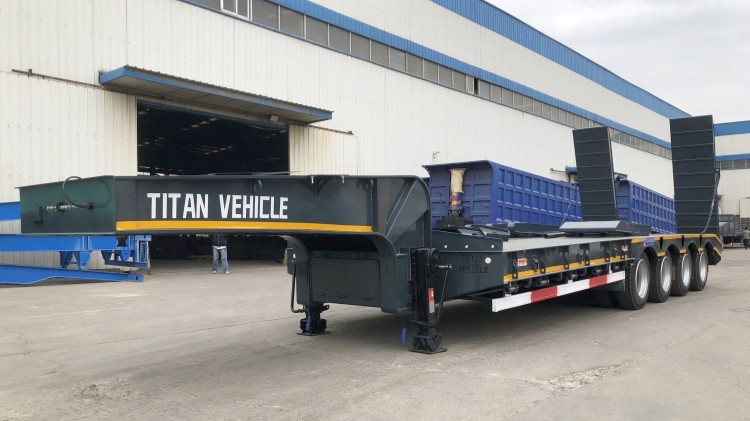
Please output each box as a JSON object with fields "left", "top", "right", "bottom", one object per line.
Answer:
{"left": 670, "top": 253, "right": 691, "bottom": 296}
{"left": 689, "top": 250, "right": 709, "bottom": 291}
{"left": 648, "top": 255, "right": 671, "bottom": 303}
{"left": 615, "top": 254, "right": 650, "bottom": 310}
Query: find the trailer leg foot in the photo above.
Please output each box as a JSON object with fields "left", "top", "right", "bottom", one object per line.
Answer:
{"left": 298, "top": 304, "right": 330, "bottom": 336}
{"left": 410, "top": 328, "right": 446, "bottom": 354}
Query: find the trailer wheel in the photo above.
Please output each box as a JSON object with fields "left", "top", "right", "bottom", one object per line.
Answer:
{"left": 615, "top": 254, "right": 649, "bottom": 310}
{"left": 670, "top": 253, "right": 691, "bottom": 296}
{"left": 689, "top": 250, "right": 709, "bottom": 291}
{"left": 648, "top": 255, "right": 671, "bottom": 303}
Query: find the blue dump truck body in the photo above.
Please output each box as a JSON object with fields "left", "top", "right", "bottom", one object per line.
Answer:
{"left": 424, "top": 160, "right": 582, "bottom": 227}
{"left": 426, "top": 160, "right": 676, "bottom": 233}
{"left": 616, "top": 179, "right": 676, "bottom": 233}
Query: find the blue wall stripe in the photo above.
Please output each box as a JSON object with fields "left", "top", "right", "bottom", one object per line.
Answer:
{"left": 716, "top": 153, "right": 750, "bottom": 162}
{"left": 432, "top": 0, "right": 690, "bottom": 120}
{"left": 180, "top": 0, "right": 673, "bottom": 148}
{"left": 715, "top": 121, "right": 750, "bottom": 137}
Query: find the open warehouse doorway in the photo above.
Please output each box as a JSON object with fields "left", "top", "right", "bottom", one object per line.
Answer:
{"left": 136, "top": 102, "right": 289, "bottom": 265}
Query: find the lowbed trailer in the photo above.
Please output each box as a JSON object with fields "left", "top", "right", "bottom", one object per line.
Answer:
{"left": 17, "top": 117, "right": 722, "bottom": 353}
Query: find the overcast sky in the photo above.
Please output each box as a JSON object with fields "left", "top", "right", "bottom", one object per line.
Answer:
{"left": 486, "top": 0, "right": 750, "bottom": 123}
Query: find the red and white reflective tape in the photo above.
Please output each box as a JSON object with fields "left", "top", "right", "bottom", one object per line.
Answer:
{"left": 491, "top": 271, "right": 626, "bottom": 312}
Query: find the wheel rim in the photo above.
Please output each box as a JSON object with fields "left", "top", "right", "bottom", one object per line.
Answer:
{"left": 660, "top": 256, "right": 672, "bottom": 291}
{"left": 635, "top": 259, "right": 649, "bottom": 298}
{"left": 681, "top": 254, "right": 691, "bottom": 287}
{"left": 699, "top": 251, "right": 708, "bottom": 283}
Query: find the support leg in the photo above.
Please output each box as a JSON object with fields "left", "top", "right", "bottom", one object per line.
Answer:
{"left": 409, "top": 248, "right": 447, "bottom": 354}
{"left": 299, "top": 303, "right": 330, "bottom": 336}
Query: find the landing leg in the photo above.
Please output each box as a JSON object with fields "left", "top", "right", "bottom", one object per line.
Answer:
{"left": 298, "top": 303, "right": 330, "bottom": 336}
{"left": 409, "top": 248, "right": 447, "bottom": 354}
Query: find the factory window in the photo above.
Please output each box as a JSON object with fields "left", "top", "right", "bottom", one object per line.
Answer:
{"left": 279, "top": 7, "right": 303, "bottom": 36}
{"left": 371, "top": 41, "right": 389, "bottom": 65}
{"left": 424, "top": 60, "right": 438, "bottom": 81}
{"left": 252, "top": 0, "right": 279, "bottom": 29}
{"left": 522, "top": 96, "right": 533, "bottom": 113}
{"left": 329, "top": 26, "right": 350, "bottom": 52}
{"left": 466, "top": 75, "right": 475, "bottom": 94}
{"left": 501, "top": 88, "right": 512, "bottom": 106}
{"left": 193, "top": 0, "right": 221, "bottom": 9}
{"left": 351, "top": 33, "right": 370, "bottom": 59}
{"left": 550, "top": 106, "right": 559, "bottom": 122}
{"left": 567, "top": 112, "right": 575, "bottom": 127}
{"left": 389, "top": 48, "right": 406, "bottom": 72}
{"left": 532, "top": 99, "right": 542, "bottom": 116}
{"left": 490, "top": 84, "right": 502, "bottom": 103}
{"left": 512, "top": 92, "right": 523, "bottom": 109}
{"left": 237, "top": 0, "right": 249, "bottom": 17}
{"left": 574, "top": 115, "right": 582, "bottom": 129}
{"left": 438, "top": 65, "right": 452, "bottom": 86}
{"left": 478, "top": 80, "right": 490, "bottom": 99}
{"left": 305, "top": 16, "right": 328, "bottom": 45}
{"left": 406, "top": 53, "right": 423, "bottom": 77}
{"left": 453, "top": 71, "right": 466, "bottom": 91}
{"left": 558, "top": 109, "right": 567, "bottom": 125}
{"left": 222, "top": 0, "right": 236, "bottom": 13}
{"left": 542, "top": 103, "right": 551, "bottom": 119}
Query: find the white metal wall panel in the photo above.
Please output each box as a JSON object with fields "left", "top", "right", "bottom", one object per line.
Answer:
{"left": 312, "top": 0, "right": 673, "bottom": 143}
{"left": 611, "top": 142, "right": 674, "bottom": 197}
{"left": 715, "top": 133, "right": 750, "bottom": 155}
{"left": 0, "top": 72, "right": 137, "bottom": 267}
{"left": 289, "top": 126, "right": 359, "bottom": 174}
{"left": 718, "top": 169, "right": 750, "bottom": 216}
{"left": 0, "top": 0, "right": 22, "bottom": 72}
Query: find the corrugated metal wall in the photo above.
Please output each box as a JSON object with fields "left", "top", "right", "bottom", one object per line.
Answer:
{"left": 716, "top": 133, "right": 750, "bottom": 156}
{"left": 715, "top": 133, "right": 750, "bottom": 216}
{"left": 0, "top": 72, "right": 137, "bottom": 267}
{"left": 718, "top": 169, "right": 750, "bottom": 216}
{"left": 311, "top": 0, "right": 674, "bottom": 144}
{"left": 289, "top": 126, "right": 359, "bottom": 174}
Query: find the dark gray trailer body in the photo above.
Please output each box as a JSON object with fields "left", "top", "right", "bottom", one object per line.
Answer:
{"left": 17, "top": 117, "right": 724, "bottom": 353}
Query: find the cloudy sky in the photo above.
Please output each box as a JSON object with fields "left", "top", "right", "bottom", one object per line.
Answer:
{"left": 486, "top": 0, "right": 750, "bottom": 123}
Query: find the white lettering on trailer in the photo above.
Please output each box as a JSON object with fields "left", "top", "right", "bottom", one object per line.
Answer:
{"left": 146, "top": 193, "right": 289, "bottom": 220}
{"left": 167, "top": 193, "right": 181, "bottom": 218}
{"left": 259, "top": 196, "right": 270, "bottom": 218}
{"left": 147, "top": 193, "right": 160, "bottom": 219}
{"left": 196, "top": 194, "right": 208, "bottom": 218}
{"left": 242, "top": 195, "right": 252, "bottom": 218}
{"left": 232, "top": 195, "right": 242, "bottom": 218}
{"left": 219, "top": 195, "right": 231, "bottom": 218}
{"left": 183, "top": 194, "right": 196, "bottom": 218}
{"left": 280, "top": 197, "right": 288, "bottom": 220}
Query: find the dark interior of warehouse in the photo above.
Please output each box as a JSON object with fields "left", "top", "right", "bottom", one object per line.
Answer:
{"left": 136, "top": 103, "right": 289, "bottom": 262}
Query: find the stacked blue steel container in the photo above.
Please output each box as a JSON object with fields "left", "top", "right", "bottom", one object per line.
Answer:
{"left": 425, "top": 161, "right": 676, "bottom": 233}
{"left": 424, "top": 160, "right": 582, "bottom": 227}
{"left": 616, "top": 179, "right": 676, "bottom": 233}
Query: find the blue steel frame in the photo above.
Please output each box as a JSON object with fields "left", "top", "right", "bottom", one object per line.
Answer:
{"left": 0, "top": 201, "right": 151, "bottom": 285}
{"left": 0, "top": 265, "right": 143, "bottom": 285}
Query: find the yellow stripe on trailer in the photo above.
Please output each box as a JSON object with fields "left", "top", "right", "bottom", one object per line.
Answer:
{"left": 116, "top": 220, "right": 374, "bottom": 233}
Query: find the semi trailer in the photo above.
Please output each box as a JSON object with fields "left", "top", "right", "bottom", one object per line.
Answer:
{"left": 17, "top": 116, "right": 722, "bottom": 353}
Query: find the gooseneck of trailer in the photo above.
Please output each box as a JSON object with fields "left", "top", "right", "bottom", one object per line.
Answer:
{"left": 17, "top": 116, "right": 723, "bottom": 353}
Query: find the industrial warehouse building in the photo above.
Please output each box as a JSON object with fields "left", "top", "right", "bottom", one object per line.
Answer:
{"left": 1, "top": 0, "right": 748, "bottom": 265}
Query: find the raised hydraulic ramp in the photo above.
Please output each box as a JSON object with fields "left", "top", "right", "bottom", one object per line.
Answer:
{"left": 0, "top": 201, "right": 149, "bottom": 285}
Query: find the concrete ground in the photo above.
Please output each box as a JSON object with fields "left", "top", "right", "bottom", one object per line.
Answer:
{"left": 1, "top": 249, "right": 749, "bottom": 420}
